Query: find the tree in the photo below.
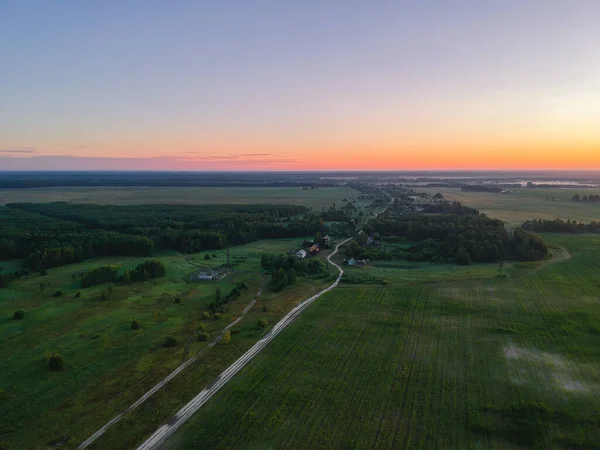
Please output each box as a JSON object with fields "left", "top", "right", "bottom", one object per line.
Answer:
{"left": 201, "top": 311, "right": 211, "bottom": 320}
{"left": 101, "top": 283, "right": 114, "bottom": 301}
{"left": 286, "top": 268, "right": 296, "bottom": 285}
{"left": 498, "top": 260, "right": 504, "bottom": 275}
{"left": 221, "top": 330, "right": 231, "bottom": 344}
{"left": 13, "top": 310, "right": 24, "bottom": 320}
{"left": 49, "top": 353, "right": 64, "bottom": 371}
{"left": 164, "top": 336, "right": 178, "bottom": 347}
{"left": 216, "top": 287, "right": 222, "bottom": 302}
{"left": 572, "top": 194, "right": 581, "bottom": 202}
{"left": 39, "top": 282, "right": 45, "bottom": 292}
{"left": 457, "top": 252, "right": 472, "bottom": 266}
{"left": 204, "top": 254, "right": 210, "bottom": 260}
{"left": 53, "top": 290, "right": 63, "bottom": 297}
{"left": 75, "top": 291, "right": 81, "bottom": 298}
{"left": 258, "top": 318, "right": 268, "bottom": 329}
{"left": 131, "top": 319, "right": 141, "bottom": 330}
{"left": 197, "top": 332, "right": 209, "bottom": 341}
{"left": 213, "top": 313, "right": 221, "bottom": 320}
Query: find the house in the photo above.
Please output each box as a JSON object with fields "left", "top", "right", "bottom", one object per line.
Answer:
{"left": 309, "top": 243, "right": 320, "bottom": 254}
{"left": 354, "top": 259, "right": 369, "bottom": 268}
{"left": 323, "top": 235, "right": 331, "bottom": 242}
{"left": 295, "top": 249, "right": 307, "bottom": 259}
{"left": 345, "top": 258, "right": 356, "bottom": 266}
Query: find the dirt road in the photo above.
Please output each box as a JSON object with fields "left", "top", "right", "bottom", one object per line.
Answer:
{"left": 136, "top": 237, "right": 352, "bottom": 450}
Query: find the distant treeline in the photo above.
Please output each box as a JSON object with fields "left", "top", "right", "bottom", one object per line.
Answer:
{"left": 572, "top": 194, "right": 600, "bottom": 203}
{"left": 0, "top": 171, "right": 338, "bottom": 188}
{"left": 461, "top": 186, "right": 503, "bottom": 193}
{"left": 1, "top": 203, "right": 330, "bottom": 270}
{"left": 522, "top": 218, "right": 600, "bottom": 234}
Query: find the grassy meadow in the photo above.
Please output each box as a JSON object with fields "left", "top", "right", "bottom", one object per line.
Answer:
{"left": 165, "top": 233, "right": 600, "bottom": 449}
{"left": 0, "top": 186, "right": 361, "bottom": 210}
{"left": 421, "top": 187, "right": 600, "bottom": 227}
{"left": 0, "top": 237, "right": 333, "bottom": 449}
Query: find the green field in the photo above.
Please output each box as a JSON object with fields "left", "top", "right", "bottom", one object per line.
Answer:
{"left": 0, "top": 238, "right": 334, "bottom": 449}
{"left": 165, "top": 233, "right": 600, "bottom": 449}
{"left": 0, "top": 186, "right": 360, "bottom": 210}
{"left": 421, "top": 187, "right": 600, "bottom": 227}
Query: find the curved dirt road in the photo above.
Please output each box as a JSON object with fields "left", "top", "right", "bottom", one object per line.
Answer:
{"left": 136, "top": 237, "right": 352, "bottom": 450}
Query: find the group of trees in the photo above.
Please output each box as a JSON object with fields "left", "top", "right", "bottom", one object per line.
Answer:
{"left": 261, "top": 253, "right": 326, "bottom": 292}
{"left": 572, "top": 194, "right": 600, "bottom": 203}
{"left": 364, "top": 201, "right": 549, "bottom": 264}
{"left": 80, "top": 260, "right": 166, "bottom": 288}
{"left": 512, "top": 227, "right": 550, "bottom": 261}
{"left": 208, "top": 282, "right": 248, "bottom": 312}
{"left": 522, "top": 218, "right": 600, "bottom": 234}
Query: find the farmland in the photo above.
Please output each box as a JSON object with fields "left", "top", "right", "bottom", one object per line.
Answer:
{"left": 165, "top": 233, "right": 600, "bottom": 449}
{"left": 0, "top": 186, "right": 361, "bottom": 210}
{"left": 420, "top": 187, "right": 600, "bottom": 227}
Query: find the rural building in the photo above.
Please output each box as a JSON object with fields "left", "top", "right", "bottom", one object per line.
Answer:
{"left": 323, "top": 235, "right": 331, "bottom": 242}
{"left": 295, "top": 249, "right": 307, "bottom": 259}
{"left": 309, "top": 243, "right": 320, "bottom": 254}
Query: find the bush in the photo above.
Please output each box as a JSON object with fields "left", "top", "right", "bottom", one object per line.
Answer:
{"left": 201, "top": 311, "right": 211, "bottom": 320}
{"left": 174, "top": 297, "right": 181, "bottom": 304}
{"left": 212, "top": 254, "right": 217, "bottom": 258}
{"left": 197, "top": 332, "right": 209, "bottom": 341}
{"left": 101, "top": 283, "right": 114, "bottom": 301}
{"left": 204, "top": 254, "right": 210, "bottom": 260}
{"left": 131, "top": 319, "right": 141, "bottom": 330}
{"left": 213, "top": 313, "right": 221, "bottom": 320}
{"left": 53, "top": 290, "right": 63, "bottom": 297}
{"left": 49, "top": 353, "right": 64, "bottom": 371}
{"left": 198, "top": 323, "right": 206, "bottom": 332}
{"left": 262, "top": 305, "right": 268, "bottom": 312}
{"left": 13, "top": 310, "right": 24, "bottom": 320}
{"left": 164, "top": 336, "right": 178, "bottom": 347}
{"left": 39, "top": 270, "right": 48, "bottom": 276}
{"left": 258, "top": 318, "right": 268, "bottom": 329}
{"left": 75, "top": 291, "right": 81, "bottom": 298}
{"left": 221, "top": 330, "right": 231, "bottom": 344}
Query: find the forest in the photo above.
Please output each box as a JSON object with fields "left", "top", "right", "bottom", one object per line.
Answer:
{"left": 361, "top": 202, "right": 549, "bottom": 264}
{"left": 0, "top": 203, "right": 325, "bottom": 273}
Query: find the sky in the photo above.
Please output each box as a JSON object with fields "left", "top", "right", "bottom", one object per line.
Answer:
{"left": 1, "top": 1, "right": 600, "bottom": 171}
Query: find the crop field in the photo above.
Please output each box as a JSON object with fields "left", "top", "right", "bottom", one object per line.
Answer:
{"left": 165, "top": 233, "right": 600, "bottom": 449}
{"left": 0, "top": 238, "right": 334, "bottom": 449}
{"left": 0, "top": 186, "right": 361, "bottom": 210}
{"left": 420, "top": 187, "right": 600, "bottom": 227}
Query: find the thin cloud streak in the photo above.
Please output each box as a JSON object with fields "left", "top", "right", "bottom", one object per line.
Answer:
{"left": 0, "top": 147, "right": 38, "bottom": 154}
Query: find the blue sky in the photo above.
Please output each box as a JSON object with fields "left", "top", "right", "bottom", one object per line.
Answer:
{"left": 1, "top": 1, "right": 599, "bottom": 170}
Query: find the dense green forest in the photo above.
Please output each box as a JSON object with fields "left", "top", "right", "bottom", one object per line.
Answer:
{"left": 361, "top": 202, "right": 549, "bottom": 264}
{"left": 0, "top": 203, "right": 326, "bottom": 272}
